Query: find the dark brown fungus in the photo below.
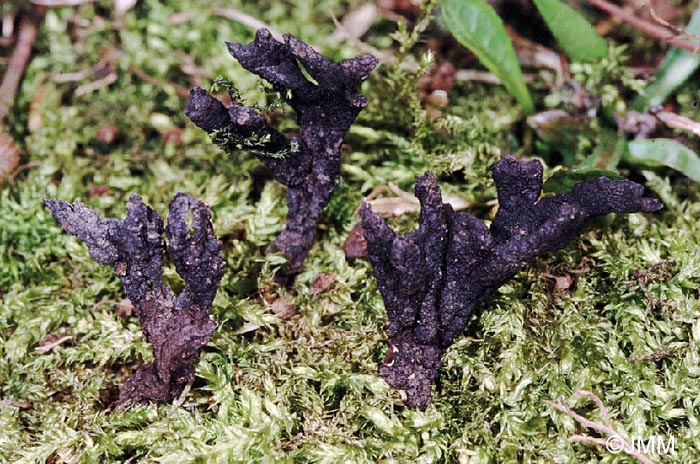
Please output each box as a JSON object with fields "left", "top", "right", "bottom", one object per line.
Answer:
{"left": 360, "top": 156, "right": 663, "bottom": 409}
{"left": 44, "top": 193, "right": 225, "bottom": 406}
{"left": 185, "top": 28, "right": 378, "bottom": 282}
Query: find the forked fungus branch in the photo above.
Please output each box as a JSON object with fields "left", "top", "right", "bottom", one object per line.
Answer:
{"left": 361, "top": 156, "right": 663, "bottom": 409}
{"left": 186, "top": 28, "right": 378, "bottom": 281}
{"left": 45, "top": 193, "right": 225, "bottom": 406}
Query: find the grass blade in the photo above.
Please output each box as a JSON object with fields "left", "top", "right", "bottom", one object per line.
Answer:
{"left": 633, "top": 7, "right": 700, "bottom": 110}
{"left": 543, "top": 167, "right": 622, "bottom": 194}
{"left": 440, "top": 0, "right": 534, "bottom": 114}
{"left": 625, "top": 138, "right": 700, "bottom": 182}
{"left": 532, "top": 0, "right": 608, "bottom": 63}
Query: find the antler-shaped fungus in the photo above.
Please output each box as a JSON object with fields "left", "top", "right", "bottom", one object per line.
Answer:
{"left": 360, "top": 156, "right": 663, "bottom": 409}
{"left": 186, "top": 28, "right": 377, "bottom": 280}
{"left": 44, "top": 193, "right": 225, "bottom": 406}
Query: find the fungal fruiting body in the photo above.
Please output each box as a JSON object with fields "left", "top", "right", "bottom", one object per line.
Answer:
{"left": 361, "top": 156, "right": 663, "bottom": 409}
{"left": 45, "top": 193, "right": 224, "bottom": 406}
{"left": 186, "top": 28, "right": 377, "bottom": 281}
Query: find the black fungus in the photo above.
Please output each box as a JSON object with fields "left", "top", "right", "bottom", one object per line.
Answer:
{"left": 45, "top": 193, "right": 225, "bottom": 406}
{"left": 360, "top": 156, "right": 663, "bottom": 409}
{"left": 185, "top": 28, "right": 377, "bottom": 282}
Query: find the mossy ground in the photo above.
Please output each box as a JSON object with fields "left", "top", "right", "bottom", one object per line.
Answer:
{"left": 1, "top": 1, "right": 700, "bottom": 462}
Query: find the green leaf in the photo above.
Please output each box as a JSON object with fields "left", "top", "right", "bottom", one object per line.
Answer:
{"left": 625, "top": 138, "right": 700, "bottom": 183}
{"left": 440, "top": 0, "right": 534, "bottom": 114}
{"left": 531, "top": 0, "right": 608, "bottom": 63}
{"left": 543, "top": 167, "right": 622, "bottom": 194}
{"left": 633, "top": 8, "right": 700, "bottom": 110}
{"left": 577, "top": 129, "right": 625, "bottom": 171}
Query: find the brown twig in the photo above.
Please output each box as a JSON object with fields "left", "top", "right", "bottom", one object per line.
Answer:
{"left": 8, "top": 161, "right": 41, "bottom": 183}
{"left": 35, "top": 335, "right": 73, "bottom": 354}
{"left": 587, "top": 0, "right": 700, "bottom": 53}
{"left": 645, "top": 2, "right": 699, "bottom": 40}
{"left": 546, "top": 390, "right": 655, "bottom": 464}
{"left": 0, "top": 400, "right": 31, "bottom": 409}
{"left": 651, "top": 108, "right": 700, "bottom": 137}
{"left": 129, "top": 65, "right": 190, "bottom": 98}
{"left": 330, "top": 12, "right": 398, "bottom": 65}
{"left": 0, "top": 8, "right": 46, "bottom": 124}
{"left": 30, "top": 0, "right": 96, "bottom": 6}
{"left": 627, "top": 346, "right": 679, "bottom": 363}
{"left": 211, "top": 7, "right": 283, "bottom": 42}
{"left": 73, "top": 72, "right": 118, "bottom": 97}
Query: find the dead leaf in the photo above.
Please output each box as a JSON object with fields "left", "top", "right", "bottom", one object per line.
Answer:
{"left": 363, "top": 182, "right": 471, "bottom": 218}
{"left": 234, "top": 322, "right": 261, "bottom": 335}
{"left": 115, "top": 298, "right": 134, "bottom": 318}
{"left": 270, "top": 297, "right": 298, "bottom": 320}
{"left": 96, "top": 124, "right": 119, "bottom": 144}
{"left": 554, "top": 275, "right": 572, "bottom": 291}
{"left": 114, "top": 0, "right": 138, "bottom": 16}
{"left": 544, "top": 272, "right": 573, "bottom": 292}
{"left": 368, "top": 196, "right": 420, "bottom": 216}
{"left": 332, "top": 3, "right": 379, "bottom": 41}
{"left": 310, "top": 272, "right": 335, "bottom": 296}
{"left": 0, "top": 132, "right": 20, "bottom": 182}
{"left": 368, "top": 194, "right": 471, "bottom": 217}
{"left": 321, "top": 300, "right": 341, "bottom": 318}
{"left": 342, "top": 223, "right": 368, "bottom": 259}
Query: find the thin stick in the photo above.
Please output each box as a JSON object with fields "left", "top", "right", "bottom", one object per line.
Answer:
{"left": 545, "top": 390, "right": 656, "bottom": 464}
{"left": 454, "top": 69, "right": 540, "bottom": 84}
{"left": 646, "top": 2, "right": 681, "bottom": 33}
{"left": 569, "top": 434, "right": 611, "bottom": 448}
{"left": 330, "top": 12, "right": 398, "bottom": 65}
{"left": 586, "top": 0, "right": 700, "bottom": 53}
{"left": 35, "top": 335, "right": 73, "bottom": 353}
{"left": 644, "top": 1, "right": 700, "bottom": 40}
{"left": 545, "top": 398, "right": 619, "bottom": 438}
{"left": 0, "top": 400, "right": 31, "bottom": 409}
{"left": 9, "top": 161, "right": 42, "bottom": 183}
{"left": 30, "top": 0, "right": 96, "bottom": 6}
{"left": 73, "top": 72, "right": 118, "bottom": 97}
{"left": 212, "top": 7, "right": 283, "bottom": 42}
{"left": 0, "top": 9, "right": 45, "bottom": 123}
{"left": 129, "top": 65, "right": 191, "bottom": 98}
{"left": 575, "top": 390, "right": 610, "bottom": 426}
{"left": 652, "top": 109, "right": 700, "bottom": 137}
